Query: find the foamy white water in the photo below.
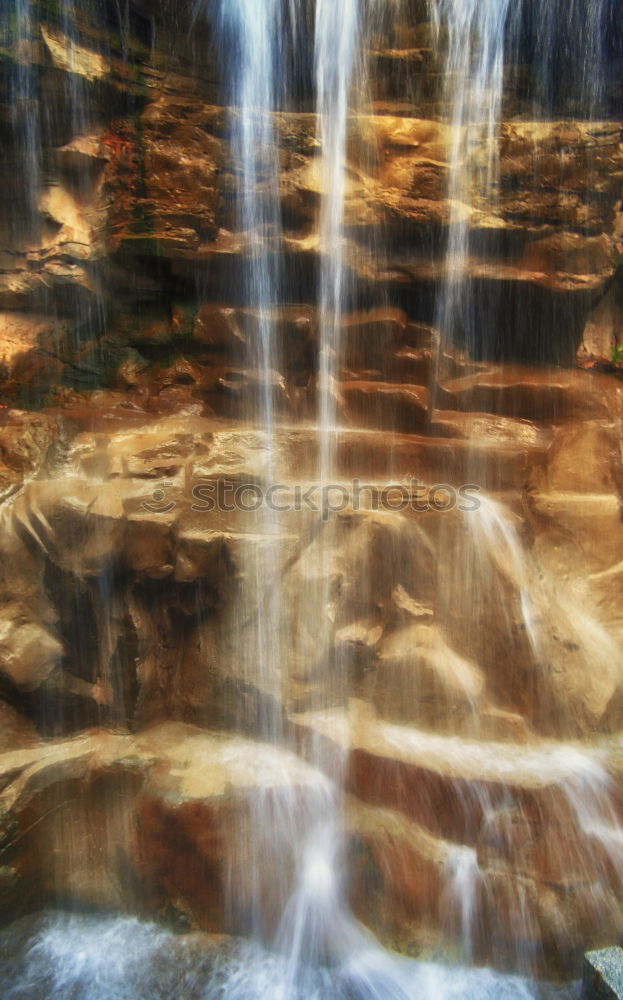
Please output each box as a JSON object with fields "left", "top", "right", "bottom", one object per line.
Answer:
{"left": 0, "top": 911, "right": 578, "bottom": 1000}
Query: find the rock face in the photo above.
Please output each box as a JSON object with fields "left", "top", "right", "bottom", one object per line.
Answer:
{"left": 0, "top": 355, "right": 621, "bottom": 975}
{"left": 582, "top": 948, "right": 623, "bottom": 1000}
{"left": 0, "top": 0, "right": 622, "bottom": 988}
{"left": 0, "top": 1, "right": 621, "bottom": 384}
{"left": 0, "top": 722, "right": 328, "bottom": 931}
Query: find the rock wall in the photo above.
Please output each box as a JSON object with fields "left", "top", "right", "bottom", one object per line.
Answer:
{"left": 0, "top": 0, "right": 623, "bottom": 983}
{"left": 1, "top": 0, "right": 622, "bottom": 393}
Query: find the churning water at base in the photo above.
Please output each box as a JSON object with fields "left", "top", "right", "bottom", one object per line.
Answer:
{"left": 0, "top": 912, "right": 578, "bottom": 1000}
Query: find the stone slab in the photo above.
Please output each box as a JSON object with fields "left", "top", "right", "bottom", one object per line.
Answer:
{"left": 582, "top": 948, "right": 623, "bottom": 1000}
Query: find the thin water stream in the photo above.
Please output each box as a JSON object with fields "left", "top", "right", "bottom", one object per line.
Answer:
{"left": 0, "top": 0, "right": 621, "bottom": 997}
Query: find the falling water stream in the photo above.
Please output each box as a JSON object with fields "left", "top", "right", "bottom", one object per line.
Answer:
{"left": 0, "top": 0, "right": 622, "bottom": 997}
{"left": 432, "top": 0, "right": 511, "bottom": 360}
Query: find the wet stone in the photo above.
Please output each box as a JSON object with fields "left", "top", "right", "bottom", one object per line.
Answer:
{"left": 582, "top": 948, "right": 623, "bottom": 1000}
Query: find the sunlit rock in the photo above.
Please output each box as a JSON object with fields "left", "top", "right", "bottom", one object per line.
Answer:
{"left": 0, "top": 0, "right": 622, "bottom": 989}
{"left": 0, "top": 723, "right": 331, "bottom": 929}
{"left": 372, "top": 623, "right": 485, "bottom": 730}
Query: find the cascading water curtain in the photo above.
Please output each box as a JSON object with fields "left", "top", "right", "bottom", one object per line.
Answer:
{"left": 432, "top": 0, "right": 511, "bottom": 360}
{"left": 314, "top": 0, "right": 361, "bottom": 480}
{"left": 0, "top": 1, "right": 622, "bottom": 998}
{"left": 509, "top": 0, "right": 610, "bottom": 119}
{"left": 218, "top": 0, "right": 283, "bottom": 435}
{"left": 6, "top": 0, "right": 40, "bottom": 235}
{"left": 213, "top": 0, "right": 294, "bottom": 949}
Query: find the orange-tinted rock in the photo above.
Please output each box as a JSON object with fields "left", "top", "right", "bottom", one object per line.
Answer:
{"left": 347, "top": 798, "right": 447, "bottom": 945}
{"left": 0, "top": 313, "right": 57, "bottom": 383}
{"left": 437, "top": 366, "right": 616, "bottom": 421}
{"left": 193, "top": 306, "right": 248, "bottom": 353}
{"left": 341, "top": 308, "right": 408, "bottom": 368}
{"left": 0, "top": 409, "right": 59, "bottom": 497}
{"left": 99, "top": 101, "right": 222, "bottom": 256}
{"left": 341, "top": 381, "right": 430, "bottom": 432}
{"left": 430, "top": 410, "right": 551, "bottom": 447}
{"left": 371, "top": 624, "right": 485, "bottom": 730}
{"left": 0, "top": 724, "right": 330, "bottom": 930}
{"left": 0, "top": 607, "right": 64, "bottom": 690}
{"left": 578, "top": 280, "right": 623, "bottom": 363}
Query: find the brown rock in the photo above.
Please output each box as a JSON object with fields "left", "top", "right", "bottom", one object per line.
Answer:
{"left": 0, "top": 701, "right": 39, "bottom": 750}
{"left": 341, "top": 381, "right": 430, "bottom": 432}
{"left": 430, "top": 409, "right": 551, "bottom": 447}
{"left": 0, "top": 723, "right": 328, "bottom": 929}
{"left": 0, "top": 409, "right": 59, "bottom": 495}
{"left": 578, "top": 279, "right": 623, "bottom": 363}
{"left": 0, "top": 606, "right": 64, "bottom": 690}
{"left": 521, "top": 233, "right": 615, "bottom": 285}
{"left": 0, "top": 314, "right": 56, "bottom": 383}
{"left": 437, "top": 365, "right": 615, "bottom": 421}
{"left": 341, "top": 308, "right": 408, "bottom": 370}
{"left": 347, "top": 797, "right": 448, "bottom": 947}
{"left": 100, "top": 100, "right": 221, "bottom": 256}
{"left": 372, "top": 623, "right": 485, "bottom": 730}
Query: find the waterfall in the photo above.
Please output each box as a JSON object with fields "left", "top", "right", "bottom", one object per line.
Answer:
{"left": 216, "top": 0, "right": 369, "bottom": 977}
{"left": 314, "top": 0, "right": 361, "bottom": 478}
{"left": 433, "top": 0, "right": 512, "bottom": 356}
{"left": 6, "top": 0, "right": 41, "bottom": 236}
{"left": 1, "top": 0, "right": 622, "bottom": 997}
{"left": 509, "top": 0, "right": 612, "bottom": 118}
{"left": 215, "top": 0, "right": 293, "bottom": 948}
{"left": 216, "top": 0, "right": 283, "bottom": 753}
{"left": 432, "top": 0, "right": 615, "bottom": 361}
{"left": 219, "top": 0, "right": 283, "bottom": 435}
{"left": 442, "top": 845, "right": 483, "bottom": 963}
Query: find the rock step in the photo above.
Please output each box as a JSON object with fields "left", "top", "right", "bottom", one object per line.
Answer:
{"left": 437, "top": 366, "right": 616, "bottom": 422}
{"left": 293, "top": 704, "right": 623, "bottom": 845}
{"left": 0, "top": 723, "right": 329, "bottom": 930}
{"left": 68, "top": 416, "right": 549, "bottom": 491}
{"left": 1, "top": 719, "right": 620, "bottom": 978}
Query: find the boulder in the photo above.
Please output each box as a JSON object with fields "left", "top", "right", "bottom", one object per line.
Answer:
{"left": 0, "top": 608, "right": 64, "bottom": 690}
{"left": 578, "top": 282, "right": 623, "bottom": 363}
{"left": 583, "top": 948, "right": 623, "bottom": 1000}
{"left": 0, "top": 723, "right": 330, "bottom": 932}
{"left": 371, "top": 623, "right": 485, "bottom": 730}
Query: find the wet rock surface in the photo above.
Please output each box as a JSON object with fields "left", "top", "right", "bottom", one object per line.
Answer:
{"left": 0, "top": 351, "right": 620, "bottom": 975}
{"left": 0, "top": 0, "right": 622, "bottom": 988}
{"left": 0, "top": 2, "right": 621, "bottom": 371}
{"left": 582, "top": 948, "right": 623, "bottom": 1000}
{"left": 0, "top": 723, "right": 327, "bottom": 928}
